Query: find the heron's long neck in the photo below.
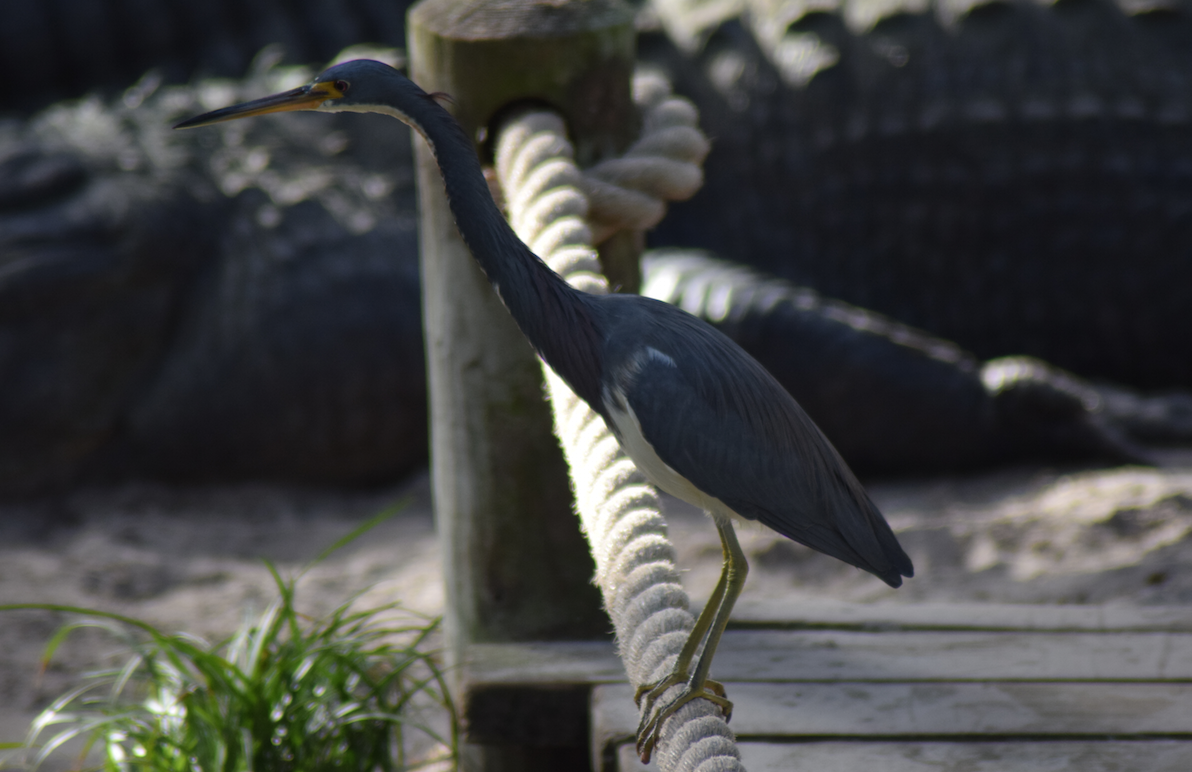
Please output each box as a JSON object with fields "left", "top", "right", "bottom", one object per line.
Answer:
{"left": 416, "top": 105, "right": 605, "bottom": 408}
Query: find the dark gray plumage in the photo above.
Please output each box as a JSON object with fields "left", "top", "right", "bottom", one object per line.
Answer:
{"left": 597, "top": 294, "right": 909, "bottom": 586}
{"left": 176, "top": 59, "right": 912, "bottom": 760}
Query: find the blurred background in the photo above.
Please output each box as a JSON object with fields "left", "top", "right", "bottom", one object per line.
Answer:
{"left": 2, "top": 0, "right": 1192, "bottom": 763}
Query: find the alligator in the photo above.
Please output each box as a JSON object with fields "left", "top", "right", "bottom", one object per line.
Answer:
{"left": 0, "top": 58, "right": 427, "bottom": 493}
{"left": 641, "top": 250, "right": 1191, "bottom": 475}
{"left": 11, "top": 1, "right": 1189, "bottom": 389}
{"left": 2, "top": 1, "right": 1190, "bottom": 493}
{"left": 642, "top": 0, "right": 1192, "bottom": 388}
{"left": 1, "top": 0, "right": 410, "bottom": 114}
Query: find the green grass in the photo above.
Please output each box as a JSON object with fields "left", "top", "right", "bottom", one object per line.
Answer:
{"left": 1, "top": 508, "right": 456, "bottom": 772}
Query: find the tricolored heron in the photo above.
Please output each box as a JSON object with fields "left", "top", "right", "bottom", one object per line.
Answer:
{"left": 177, "top": 60, "right": 913, "bottom": 760}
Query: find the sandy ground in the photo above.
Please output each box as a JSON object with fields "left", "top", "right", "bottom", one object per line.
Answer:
{"left": 3, "top": 451, "right": 1192, "bottom": 769}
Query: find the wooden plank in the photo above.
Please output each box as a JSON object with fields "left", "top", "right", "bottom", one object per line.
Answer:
{"left": 616, "top": 740, "right": 1192, "bottom": 772}
{"left": 710, "top": 629, "right": 1192, "bottom": 681}
{"left": 592, "top": 682, "right": 1192, "bottom": 745}
{"left": 466, "top": 629, "right": 1192, "bottom": 685}
{"left": 465, "top": 640, "right": 625, "bottom": 684}
{"left": 730, "top": 600, "right": 1192, "bottom": 632}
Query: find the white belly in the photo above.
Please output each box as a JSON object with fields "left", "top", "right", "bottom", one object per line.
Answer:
{"left": 603, "top": 386, "right": 738, "bottom": 525}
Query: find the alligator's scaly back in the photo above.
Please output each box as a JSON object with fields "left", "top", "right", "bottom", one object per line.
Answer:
{"left": 645, "top": 0, "right": 1192, "bottom": 388}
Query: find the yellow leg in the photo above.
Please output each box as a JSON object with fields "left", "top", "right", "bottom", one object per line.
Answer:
{"left": 634, "top": 516, "right": 748, "bottom": 762}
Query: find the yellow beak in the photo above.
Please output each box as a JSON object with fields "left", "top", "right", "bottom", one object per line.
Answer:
{"left": 174, "top": 81, "right": 343, "bottom": 129}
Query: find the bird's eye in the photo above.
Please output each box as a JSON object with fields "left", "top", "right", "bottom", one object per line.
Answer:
{"left": 335, "top": 80, "right": 350, "bottom": 93}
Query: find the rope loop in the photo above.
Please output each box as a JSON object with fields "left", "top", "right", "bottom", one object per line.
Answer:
{"left": 583, "top": 68, "right": 711, "bottom": 242}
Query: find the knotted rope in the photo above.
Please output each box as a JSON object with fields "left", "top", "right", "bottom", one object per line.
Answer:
{"left": 493, "top": 72, "right": 744, "bottom": 771}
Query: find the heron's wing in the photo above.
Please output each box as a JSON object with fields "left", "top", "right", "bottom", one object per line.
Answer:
{"left": 613, "top": 306, "right": 911, "bottom": 585}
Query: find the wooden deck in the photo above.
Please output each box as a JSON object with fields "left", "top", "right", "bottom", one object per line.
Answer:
{"left": 462, "top": 601, "right": 1192, "bottom": 771}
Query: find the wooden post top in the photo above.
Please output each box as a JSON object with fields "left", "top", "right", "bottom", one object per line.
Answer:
{"left": 409, "top": 0, "right": 637, "bottom": 167}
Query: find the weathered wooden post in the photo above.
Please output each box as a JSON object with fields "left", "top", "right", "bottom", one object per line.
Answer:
{"left": 407, "top": 0, "right": 637, "bottom": 768}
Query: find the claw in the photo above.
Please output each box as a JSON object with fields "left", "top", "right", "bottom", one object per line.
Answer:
{"left": 633, "top": 519, "right": 747, "bottom": 763}
{"left": 634, "top": 676, "right": 733, "bottom": 763}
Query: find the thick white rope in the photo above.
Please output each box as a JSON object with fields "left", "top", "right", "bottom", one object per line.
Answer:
{"left": 579, "top": 71, "right": 710, "bottom": 244}
{"left": 493, "top": 73, "right": 743, "bottom": 772}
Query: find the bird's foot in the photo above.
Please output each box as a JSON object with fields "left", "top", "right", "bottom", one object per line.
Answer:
{"left": 634, "top": 674, "right": 732, "bottom": 763}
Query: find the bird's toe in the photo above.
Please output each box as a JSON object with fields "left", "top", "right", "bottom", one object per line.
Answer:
{"left": 634, "top": 677, "right": 733, "bottom": 762}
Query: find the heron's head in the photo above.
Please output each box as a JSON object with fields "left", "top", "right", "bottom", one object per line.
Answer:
{"left": 175, "top": 60, "right": 438, "bottom": 130}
